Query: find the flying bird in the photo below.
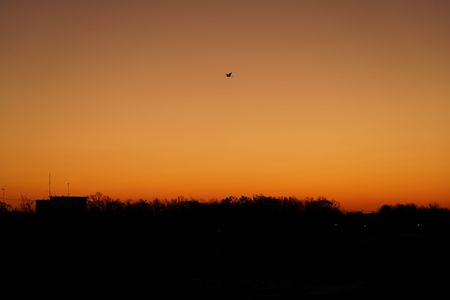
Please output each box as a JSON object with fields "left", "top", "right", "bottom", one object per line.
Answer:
{"left": 225, "top": 72, "right": 232, "bottom": 78}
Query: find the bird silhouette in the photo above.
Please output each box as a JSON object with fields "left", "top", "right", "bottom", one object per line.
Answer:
{"left": 225, "top": 72, "right": 232, "bottom": 78}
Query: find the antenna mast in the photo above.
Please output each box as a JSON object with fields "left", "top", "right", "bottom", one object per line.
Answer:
{"left": 49, "top": 172, "right": 52, "bottom": 198}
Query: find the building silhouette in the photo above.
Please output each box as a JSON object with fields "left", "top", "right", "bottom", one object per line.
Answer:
{"left": 36, "top": 196, "right": 88, "bottom": 216}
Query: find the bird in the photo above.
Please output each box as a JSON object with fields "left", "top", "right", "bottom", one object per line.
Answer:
{"left": 225, "top": 72, "right": 232, "bottom": 78}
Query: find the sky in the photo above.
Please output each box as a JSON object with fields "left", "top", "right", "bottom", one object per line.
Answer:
{"left": 1, "top": 0, "right": 450, "bottom": 211}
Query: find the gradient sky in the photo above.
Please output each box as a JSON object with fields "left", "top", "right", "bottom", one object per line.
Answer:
{"left": 1, "top": 0, "right": 450, "bottom": 211}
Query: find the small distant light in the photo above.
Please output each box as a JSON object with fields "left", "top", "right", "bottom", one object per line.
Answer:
{"left": 334, "top": 223, "right": 338, "bottom": 227}
{"left": 417, "top": 223, "right": 422, "bottom": 228}
{"left": 363, "top": 224, "right": 367, "bottom": 228}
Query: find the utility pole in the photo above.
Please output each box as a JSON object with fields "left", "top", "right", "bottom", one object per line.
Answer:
{"left": 67, "top": 182, "right": 70, "bottom": 196}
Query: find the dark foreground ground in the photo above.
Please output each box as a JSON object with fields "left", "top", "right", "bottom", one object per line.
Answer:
{"left": 1, "top": 198, "right": 450, "bottom": 298}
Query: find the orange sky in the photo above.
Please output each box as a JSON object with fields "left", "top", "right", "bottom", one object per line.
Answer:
{"left": 1, "top": 0, "right": 450, "bottom": 211}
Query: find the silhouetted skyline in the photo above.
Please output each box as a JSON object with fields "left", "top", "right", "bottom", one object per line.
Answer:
{"left": 2, "top": 195, "right": 450, "bottom": 297}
